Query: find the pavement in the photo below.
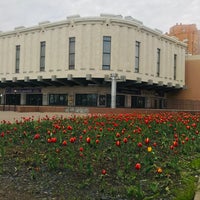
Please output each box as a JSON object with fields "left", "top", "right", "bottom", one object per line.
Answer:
{"left": 0, "top": 111, "right": 86, "bottom": 123}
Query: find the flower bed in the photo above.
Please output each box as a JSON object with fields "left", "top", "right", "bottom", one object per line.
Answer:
{"left": 0, "top": 112, "right": 200, "bottom": 199}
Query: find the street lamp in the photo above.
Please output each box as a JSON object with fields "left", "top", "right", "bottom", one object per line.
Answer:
{"left": 104, "top": 73, "right": 126, "bottom": 108}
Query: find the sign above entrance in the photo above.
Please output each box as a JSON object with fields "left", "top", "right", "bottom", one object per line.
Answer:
{"left": 5, "top": 87, "right": 42, "bottom": 94}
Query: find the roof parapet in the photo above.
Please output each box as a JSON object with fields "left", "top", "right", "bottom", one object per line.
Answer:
{"left": 154, "top": 28, "right": 163, "bottom": 34}
{"left": 14, "top": 26, "right": 25, "bottom": 30}
{"left": 38, "top": 21, "right": 50, "bottom": 25}
{"left": 67, "top": 15, "right": 80, "bottom": 20}
{"left": 100, "top": 13, "right": 123, "bottom": 19}
{"left": 124, "top": 16, "right": 143, "bottom": 25}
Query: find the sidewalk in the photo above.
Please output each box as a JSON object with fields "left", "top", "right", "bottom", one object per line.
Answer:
{"left": 0, "top": 111, "right": 85, "bottom": 123}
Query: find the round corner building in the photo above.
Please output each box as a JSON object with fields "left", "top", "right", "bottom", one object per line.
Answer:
{"left": 0, "top": 14, "right": 186, "bottom": 109}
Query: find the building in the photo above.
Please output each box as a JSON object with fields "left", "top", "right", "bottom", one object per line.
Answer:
{"left": 167, "top": 55, "right": 200, "bottom": 110}
{"left": 0, "top": 14, "right": 186, "bottom": 110}
{"left": 168, "top": 23, "right": 200, "bottom": 55}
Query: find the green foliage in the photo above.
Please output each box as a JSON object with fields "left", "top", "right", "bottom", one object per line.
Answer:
{"left": 0, "top": 112, "right": 199, "bottom": 199}
{"left": 174, "top": 175, "right": 196, "bottom": 200}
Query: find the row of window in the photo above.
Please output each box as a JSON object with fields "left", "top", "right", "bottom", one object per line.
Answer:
{"left": 14, "top": 36, "right": 177, "bottom": 79}
{"left": 4, "top": 93, "right": 166, "bottom": 108}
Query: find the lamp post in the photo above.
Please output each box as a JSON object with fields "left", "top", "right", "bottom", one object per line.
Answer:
{"left": 105, "top": 73, "right": 126, "bottom": 109}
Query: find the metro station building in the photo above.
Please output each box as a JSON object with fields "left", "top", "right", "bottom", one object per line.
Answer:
{"left": 0, "top": 14, "right": 186, "bottom": 109}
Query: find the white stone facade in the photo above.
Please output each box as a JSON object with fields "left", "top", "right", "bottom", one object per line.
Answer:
{"left": 0, "top": 14, "right": 186, "bottom": 108}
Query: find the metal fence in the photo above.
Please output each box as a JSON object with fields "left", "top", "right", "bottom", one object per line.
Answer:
{"left": 167, "top": 99, "right": 200, "bottom": 111}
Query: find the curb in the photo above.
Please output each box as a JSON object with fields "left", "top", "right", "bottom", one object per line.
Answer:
{"left": 194, "top": 177, "right": 200, "bottom": 200}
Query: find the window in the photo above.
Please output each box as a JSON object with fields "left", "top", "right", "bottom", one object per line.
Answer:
{"left": 69, "top": 37, "right": 75, "bottom": 70}
{"left": 135, "top": 41, "right": 140, "bottom": 73}
{"left": 131, "top": 96, "right": 145, "bottom": 108}
{"left": 105, "top": 94, "right": 125, "bottom": 107}
{"left": 26, "top": 94, "right": 43, "bottom": 105}
{"left": 174, "top": 54, "right": 177, "bottom": 80}
{"left": 15, "top": 45, "right": 20, "bottom": 73}
{"left": 49, "top": 94, "right": 68, "bottom": 105}
{"left": 40, "top": 41, "right": 46, "bottom": 71}
{"left": 75, "top": 94, "right": 97, "bottom": 106}
{"left": 156, "top": 48, "right": 161, "bottom": 76}
{"left": 102, "top": 36, "right": 111, "bottom": 70}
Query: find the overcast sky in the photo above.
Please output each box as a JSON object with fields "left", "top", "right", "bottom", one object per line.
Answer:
{"left": 0, "top": 0, "right": 199, "bottom": 33}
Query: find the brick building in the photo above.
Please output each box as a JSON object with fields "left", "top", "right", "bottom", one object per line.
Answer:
{"left": 167, "top": 55, "right": 200, "bottom": 110}
{"left": 168, "top": 23, "right": 200, "bottom": 55}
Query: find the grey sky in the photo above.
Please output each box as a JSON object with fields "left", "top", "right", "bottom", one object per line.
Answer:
{"left": 0, "top": 0, "right": 199, "bottom": 33}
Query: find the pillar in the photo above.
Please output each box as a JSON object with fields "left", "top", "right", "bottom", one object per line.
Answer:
{"left": 111, "top": 73, "right": 117, "bottom": 109}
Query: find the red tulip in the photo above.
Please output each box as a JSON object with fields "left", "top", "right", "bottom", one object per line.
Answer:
{"left": 34, "top": 133, "right": 40, "bottom": 140}
{"left": 70, "top": 137, "right": 75, "bottom": 143}
{"left": 116, "top": 140, "right": 120, "bottom": 147}
{"left": 47, "top": 138, "right": 51, "bottom": 143}
{"left": 51, "top": 137, "right": 57, "bottom": 143}
{"left": 67, "top": 125, "right": 73, "bottom": 130}
{"left": 138, "top": 142, "right": 143, "bottom": 147}
{"left": 186, "top": 125, "right": 190, "bottom": 130}
{"left": 173, "top": 141, "right": 178, "bottom": 147}
{"left": 153, "top": 142, "right": 157, "bottom": 147}
{"left": 62, "top": 140, "right": 67, "bottom": 146}
{"left": 102, "top": 169, "right": 106, "bottom": 175}
{"left": 96, "top": 139, "right": 100, "bottom": 144}
{"left": 191, "top": 123, "right": 196, "bottom": 128}
{"left": 116, "top": 132, "right": 121, "bottom": 137}
{"left": 135, "top": 163, "right": 141, "bottom": 170}
{"left": 0, "top": 132, "right": 4, "bottom": 137}
{"left": 174, "top": 134, "right": 178, "bottom": 138}
{"left": 145, "top": 138, "right": 150, "bottom": 144}
{"left": 123, "top": 138, "right": 128, "bottom": 143}
{"left": 86, "top": 137, "right": 91, "bottom": 143}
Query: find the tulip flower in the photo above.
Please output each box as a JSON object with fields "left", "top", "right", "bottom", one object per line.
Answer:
{"left": 101, "top": 169, "right": 106, "bottom": 175}
{"left": 135, "top": 163, "right": 141, "bottom": 170}
{"left": 116, "top": 140, "right": 120, "bottom": 147}
{"left": 34, "top": 133, "right": 40, "bottom": 140}
{"left": 86, "top": 137, "right": 91, "bottom": 143}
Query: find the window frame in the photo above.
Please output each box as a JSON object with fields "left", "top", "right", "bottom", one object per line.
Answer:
{"left": 135, "top": 41, "right": 140, "bottom": 73}
{"left": 156, "top": 48, "right": 161, "bottom": 77}
{"left": 174, "top": 54, "right": 177, "bottom": 80}
{"left": 40, "top": 41, "right": 46, "bottom": 72}
{"left": 15, "top": 45, "right": 20, "bottom": 73}
{"left": 69, "top": 37, "right": 75, "bottom": 70}
{"left": 102, "top": 36, "right": 111, "bottom": 70}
